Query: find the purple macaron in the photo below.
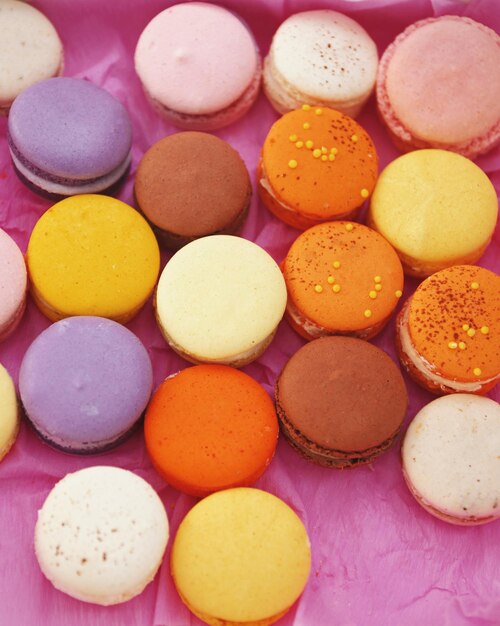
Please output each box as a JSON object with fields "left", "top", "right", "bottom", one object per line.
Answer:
{"left": 7, "top": 77, "right": 132, "bottom": 197}
{"left": 19, "top": 316, "right": 153, "bottom": 454}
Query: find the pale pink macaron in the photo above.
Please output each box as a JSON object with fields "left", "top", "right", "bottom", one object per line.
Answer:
{"left": 0, "top": 228, "right": 27, "bottom": 342}
{"left": 377, "top": 16, "right": 500, "bottom": 159}
{"left": 134, "top": 2, "right": 261, "bottom": 131}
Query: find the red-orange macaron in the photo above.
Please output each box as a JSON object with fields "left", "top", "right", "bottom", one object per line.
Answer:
{"left": 258, "top": 105, "right": 378, "bottom": 229}
{"left": 144, "top": 365, "right": 278, "bottom": 497}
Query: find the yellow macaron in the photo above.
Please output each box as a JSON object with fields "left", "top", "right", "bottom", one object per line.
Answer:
{"left": 171, "top": 488, "right": 311, "bottom": 626}
{"left": 0, "top": 364, "right": 19, "bottom": 461}
{"left": 27, "top": 194, "right": 160, "bottom": 323}
{"left": 368, "top": 149, "right": 498, "bottom": 277}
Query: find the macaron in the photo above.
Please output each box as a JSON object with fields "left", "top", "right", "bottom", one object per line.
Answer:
{"left": 368, "top": 149, "right": 498, "bottom": 277}
{"left": 0, "top": 364, "right": 19, "bottom": 462}
{"left": 396, "top": 265, "right": 500, "bottom": 395}
{"left": 19, "top": 317, "right": 153, "bottom": 454}
{"left": 377, "top": 16, "right": 500, "bottom": 159}
{"left": 264, "top": 10, "right": 378, "bottom": 117}
{"left": 0, "top": 228, "right": 27, "bottom": 342}
{"left": 171, "top": 488, "right": 311, "bottom": 626}
{"left": 282, "top": 221, "right": 404, "bottom": 341}
{"left": 26, "top": 194, "right": 160, "bottom": 323}
{"left": 258, "top": 106, "right": 378, "bottom": 229}
{"left": 8, "top": 77, "right": 132, "bottom": 197}
{"left": 145, "top": 365, "right": 278, "bottom": 497}
{"left": 135, "top": 2, "right": 261, "bottom": 130}
{"left": 155, "top": 235, "right": 287, "bottom": 366}
{"left": 0, "top": 0, "right": 63, "bottom": 114}
{"left": 35, "top": 466, "right": 169, "bottom": 604}
{"left": 134, "top": 132, "right": 251, "bottom": 249}
{"left": 276, "top": 337, "right": 408, "bottom": 468}
{"left": 402, "top": 395, "right": 500, "bottom": 525}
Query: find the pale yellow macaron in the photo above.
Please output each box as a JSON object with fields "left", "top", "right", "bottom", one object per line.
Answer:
{"left": 0, "top": 364, "right": 19, "bottom": 461}
{"left": 155, "top": 235, "right": 287, "bottom": 366}
{"left": 171, "top": 488, "right": 311, "bottom": 626}
{"left": 368, "top": 149, "right": 498, "bottom": 277}
{"left": 27, "top": 195, "right": 160, "bottom": 323}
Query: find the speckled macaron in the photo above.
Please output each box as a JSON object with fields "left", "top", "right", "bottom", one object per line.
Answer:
{"left": 135, "top": 2, "right": 261, "bottom": 130}
{"left": 402, "top": 395, "right": 500, "bottom": 525}
{"left": 155, "top": 235, "right": 287, "bottom": 366}
{"left": 0, "top": 0, "right": 63, "bottom": 113}
{"left": 368, "top": 149, "right": 498, "bottom": 277}
{"left": 377, "top": 16, "right": 500, "bottom": 158}
{"left": 264, "top": 10, "right": 378, "bottom": 117}
{"left": 19, "top": 317, "right": 153, "bottom": 454}
{"left": 258, "top": 106, "right": 378, "bottom": 229}
{"left": 283, "top": 221, "right": 404, "bottom": 341}
{"left": 26, "top": 195, "right": 160, "bottom": 323}
{"left": 0, "top": 227, "right": 27, "bottom": 342}
{"left": 8, "top": 77, "right": 132, "bottom": 196}
{"left": 134, "top": 132, "right": 251, "bottom": 249}
{"left": 0, "top": 363, "right": 19, "bottom": 462}
{"left": 35, "top": 466, "right": 169, "bottom": 605}
{"left": 396, "top": 265, "right": 500, "bottom": 395}
{"left": 171, "top": 488, "right": 311, "bottom": 626}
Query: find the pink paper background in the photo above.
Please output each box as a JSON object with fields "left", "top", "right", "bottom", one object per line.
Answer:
{"left": 0, "top": 1, "right": 499, "bottom": 624}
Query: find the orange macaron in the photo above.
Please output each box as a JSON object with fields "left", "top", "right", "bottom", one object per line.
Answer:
{"left": 144, "top": 365, "right": 278, "bottom": 497}
{"left": 396, "top": 265, "right": 500, "bottom": 395}
{"left": 258, "top": 105, "right": 378, "bottom": 230}
{"left": 283, "top": 221, "right": 404, "bottom": 340}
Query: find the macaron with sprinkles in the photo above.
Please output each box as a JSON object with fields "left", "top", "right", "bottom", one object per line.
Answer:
{"left": 258, "top": 106, "right": 378, "bottom": 230}
{"left": 282, "top": 221, "right": 404, "bottom": 341}
{"left": 396, "top": 265, "right": 500, "bottom": 395}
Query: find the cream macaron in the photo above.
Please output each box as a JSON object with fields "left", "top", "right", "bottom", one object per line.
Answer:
{"left": 368, "top": 149, "right": 498, "bottom": 277}
{"left": 402, "top": 395, "right": 500, "bottom": 525}
{"left": 264, "top": 10, "right": 378, "bottom": 117}
{"left": 0, "top": 227, "right": 27, "bottom": 342}
{"left": 0, "top": 364, "right": 19, "bottom": 461}
{"left": 155, "top": 235, "right": 287, "bottom": 366}
{"left": 35, "top": 466, "right": 169, "bottom": 605}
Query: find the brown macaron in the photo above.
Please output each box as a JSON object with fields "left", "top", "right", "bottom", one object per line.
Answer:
{"left": 134, "top": 132, "right": 251, "bottom": 249}
{"left": 275, "top": 336, "right": 408, "bottom": 468}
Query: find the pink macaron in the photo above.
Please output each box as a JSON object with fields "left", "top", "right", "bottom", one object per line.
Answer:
{"left": 0, "top": 228, "right": 27, "bottom": 342}
{"left": 377, "top": 16, "right": 500, "bottom": 159}
{"left": 134, "top": 2, "right": 261, "bottom": 130}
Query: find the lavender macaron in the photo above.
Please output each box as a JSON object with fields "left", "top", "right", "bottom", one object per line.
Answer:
{"left": 19, "top": 317, "right": 153, "bottom": 454}
{"left": 7, "top": 77, "right": 132, "bottom": 197}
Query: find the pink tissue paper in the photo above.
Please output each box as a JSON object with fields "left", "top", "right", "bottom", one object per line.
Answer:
{"left": 0, "top": 1, "right": 499, "bottom": 625}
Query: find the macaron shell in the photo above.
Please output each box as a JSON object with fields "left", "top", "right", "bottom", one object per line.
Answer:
{"left": 8, "top": 77, "right": 132, "bottom": 179}
{"left": 145, "top": 365, "right": 278, "bottom": 496}
{"left": 134, "top": 132, "right": 251, "bottom": 241}
{"left": 35, "top": 466, "right": 169, "bottom": 605}
{"left": 260, "top": 107, "right": 377, "bottom": 221}
{"left": 171, "top": 488, "right": 311, "bottom": 624}
{"left": 0, "top": 0, "right": 63, "bottom": 109}
{"left": 368, "top": 149, "right": 498, "bottom": 275}
{"left": 264, "top": 10, "right": 378, "bottom": 115}
{"left": 19, "top": 317, "right": 153, "bottom": 453}
{"left": 0, "top": 228, "right": 27, "bottom": 338}
{"left": 0, "top": 364, "right": 19, "bottom": 461}
{"left": 135, "top": 2, "right": 259, "bottom": 116}
{"left": 406, "top": 265, "right": 500, "bottom": 385}
{"left": 283, "top": 221, "right": 404, "bottom": 335}
{"left": 276, "top": 337, "right": 408, "bottom": 460}
{"left": 155, "top": 235, "right": 287, "bottom": 363}
{"left": 402, "top": 395, "right": 500, "bottom": 524}
{"left": 27, "top": 195, "right": 160, "bottom": 323}
{"left": 378, "top": 16, "right": 500, "bottom": 155}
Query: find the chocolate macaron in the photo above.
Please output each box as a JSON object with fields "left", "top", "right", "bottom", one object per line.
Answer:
{"left": 134, "top": 132, "right": 251, "bottom": 249}
{"left": 275, "top": 336, "right": 408, "bottom": 468}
